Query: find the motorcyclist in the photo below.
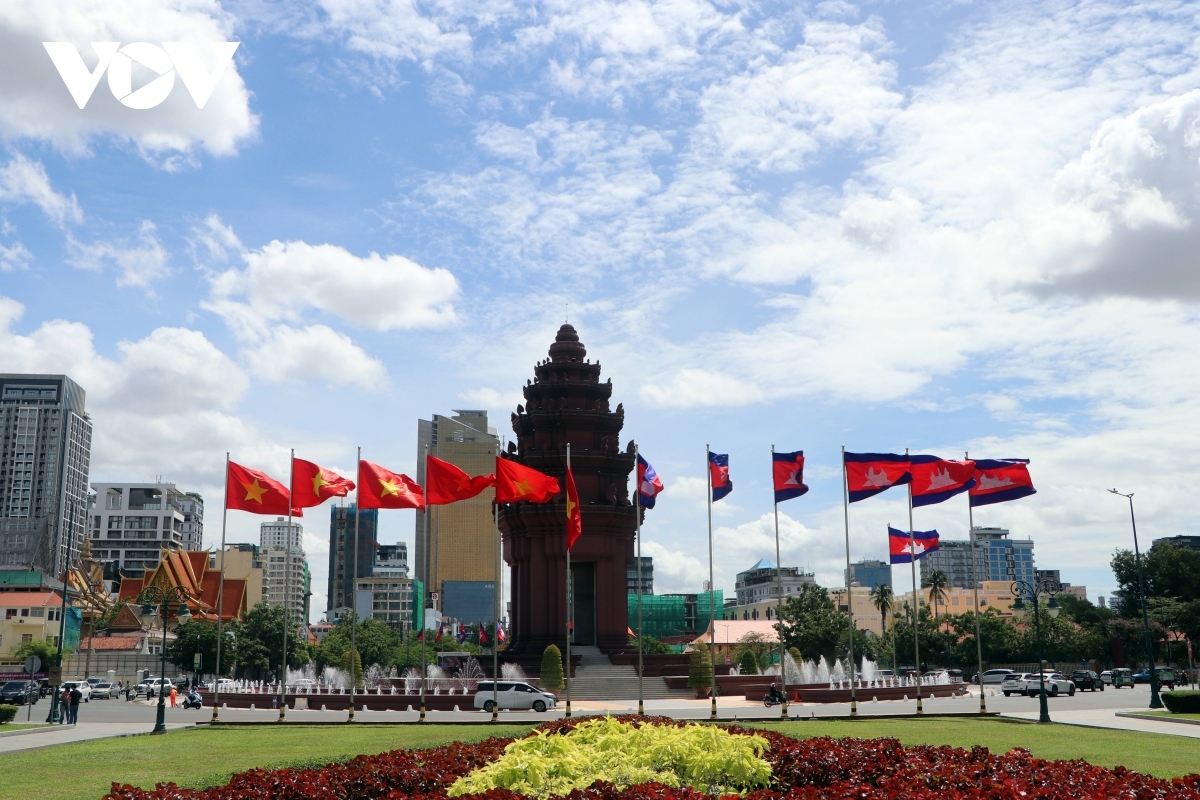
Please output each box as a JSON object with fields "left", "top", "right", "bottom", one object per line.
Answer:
{"left": 765, "top": 683, "right": 785, "bottom": 706}
{"left": 184, "top": 688, "right": 202, "bottom": 709}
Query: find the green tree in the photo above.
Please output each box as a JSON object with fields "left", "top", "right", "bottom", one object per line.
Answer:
{"left": 13, "top": 639, "right": 58, "bottom": 664}
{"left": 737, "top": 648, "right": 758, "bottom": 675}
{"left": 787, "top": 646, "right": 803, "bottom": 666}
{"left": 92, "top": 600, "right": 127, "bottom": 632}
{"left": 687, "top": 647, "right": 712, "bottom": 691}
{"left": 922, "top": 571, "right": 950, "bottom": 622}
{"left": 315, "top": 615, "right": 398, "bottom": 671}
{"left": 777, "top": 584, "right": 876, "bottom": 664}
{"left": 341, "top": 649, "right": 364, "bottom": 687}
{"left": 870, "top": 584, "right": 894, "bottom": 667}
{"left": 236, "top": 602, "right": 310, "bottom": 680}
{"left": 540, "top": 644, "right": 564, "bottom": 690}
{"left": 166, "top": 619, "right": 237, "bottom": 677}
{"left": 629, "top": 635, "right": 672, "bottom": 654}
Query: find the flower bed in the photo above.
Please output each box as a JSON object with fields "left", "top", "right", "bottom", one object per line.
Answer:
{"left": 103, "top": 716, "right": 1200, "bottom": 800}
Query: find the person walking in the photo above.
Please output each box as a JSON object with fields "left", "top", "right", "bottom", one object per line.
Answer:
{"left": 68, "top": 685, "right": 83, "bottom": 724}
{"left": 169, "top": 685, "right": 178, "bottom": 708}
{"left": 58, "top": 686, "right": 71, "bottom": 725}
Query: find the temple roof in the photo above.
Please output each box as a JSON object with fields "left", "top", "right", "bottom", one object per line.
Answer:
{"left": 548, "top": 323, "right": 586, "bottom": 362}
{"left": 117, "top": 547, "right": 247, "bottom": 623}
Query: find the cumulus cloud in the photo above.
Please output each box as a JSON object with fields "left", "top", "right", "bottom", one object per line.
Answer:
{"left": 243, "top": 324, "right": 387, "bottom": 388}
{"left": 0, "top": 1, "right": 257, "bottom": 160}
{"left": 0, "top": 152, "right": 81, "bottom": 224}
{"left": 69, "top": 219, "right": 170, "bottom": 288}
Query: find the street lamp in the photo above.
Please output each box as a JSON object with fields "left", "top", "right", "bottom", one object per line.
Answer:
{"left": 1108, "top": 489, "right": 1163, "bottom": 710}
{"left": 1010, "top": 579, "right": 1060, "bottom": 724}
{"left": 139, "top": 585, "right": 192, "bottom": 734}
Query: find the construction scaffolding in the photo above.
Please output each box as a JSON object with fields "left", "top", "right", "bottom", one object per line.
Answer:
{"left": 627, "top": 591, "right": 723, "bottom": 639}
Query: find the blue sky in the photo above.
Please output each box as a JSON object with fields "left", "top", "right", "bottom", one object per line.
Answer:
{"left": 3, "top": 0, "right": 1200, "bottom": 621}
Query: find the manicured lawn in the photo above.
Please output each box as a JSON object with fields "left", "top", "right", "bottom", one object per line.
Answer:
{"left": 1139, "top": 710, "right": 1200, "bottom": 721}
{"left": 0, "top": 723, "right": 532, "bottom": 800}
{"left": 754, "top": 717, "right": 1200, "bottom": 778}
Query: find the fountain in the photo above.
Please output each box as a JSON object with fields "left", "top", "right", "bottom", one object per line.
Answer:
{"left": 500, "top": 663, "right": 527, "bottom": 682}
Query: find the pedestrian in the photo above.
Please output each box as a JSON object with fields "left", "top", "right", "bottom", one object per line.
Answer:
{"left": 59, "top": 686, "right": 71, "bottom": 724}
{"left": 68, "top": 685, "right": 82, "bottom": 724}
{"left": 169, "top": 685, "right": 178, "bottom": 708}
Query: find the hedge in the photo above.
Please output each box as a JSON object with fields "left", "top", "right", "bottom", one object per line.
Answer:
{"left": 0, "top": 704, "right": 17, "bottom": 724}
{"left": 1162, "top": 690, "right": 1200, "bottom": 714}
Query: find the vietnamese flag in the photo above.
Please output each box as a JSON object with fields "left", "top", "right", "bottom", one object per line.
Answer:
{"left": 226, "top": 461, "right": 300, "bottom": 516}
{"left": 565, "top": 465, "right": 582, "bottom": 551}
{"left": 358, "top": 460, "right": 425, "bottom": 510}
{"left": 426, "top": 455, "right": 495, "bottom": 505}
{"left": 969, "top": 459, "right": 1036, "bottom": 507}
{"left": 495, "top": 458, "right": 560, "bottom": 503}
{"left": 909, "top": 456, "right": 976, "bottom": 507}
{"left": 291, "top": 458, "right": 355, "bottom": 508}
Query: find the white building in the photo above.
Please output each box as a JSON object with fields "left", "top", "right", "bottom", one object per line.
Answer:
{"left": 260, "top": 517, "right": 307, "bottom": 622}
{"left": 88, "top": 482, "right": 204, "bottom": 579}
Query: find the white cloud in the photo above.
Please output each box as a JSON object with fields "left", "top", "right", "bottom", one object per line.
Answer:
{"left": 69, "top": 219, "right": 170, "bottom": 288}
{"left": 0, "top": 1, "right": 257, "bottom": 160}
{"left": 0, "top": 153, "right": 81, "bottom": 224}
{"left": 244, "top": 324, "right": 387, "bottom": 388}
{"left": 0, "top": 238, "right": 32, "bottom": 271}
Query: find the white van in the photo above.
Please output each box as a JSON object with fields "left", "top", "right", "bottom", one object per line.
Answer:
{"left": 473, "top": 681, "right": 557, "bottom": 713}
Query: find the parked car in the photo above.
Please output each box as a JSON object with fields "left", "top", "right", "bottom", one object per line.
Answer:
{"left": 1110, "top": 668, "right": 1134, "bottom": 687}
{"left": 86, "top": 677, "right": 103, "bottom": 686}
{"left": 61, "top": 681, "right": 91, "bottom": 702}
{"left": 0, "top": 680, "right": 39, "bottom": 705}
{"left": 473, "top": 681, "right": 558, "bottom": 713}
{"left": 91, "top": 682, "right": 113, "bottom": 699}
{"left": 877, "top": 669, "right": 895, "bottom": 680}
{"left": 980, "top": 669, "right": 1015, "bottom": 685}
{"left": 1026, "top": 673, "right": 1076, "bottom": 697}
{"left": 1070, "top": 670, "right": 1103, "bottom": 691}
{"left": 1099, "top": 670, "right": 1113, "bottom": 684}
{"left": 140, "top": 678, "right": 173, "bottom": 698}
{"left": 1001, "top": 673, "right": 1036, "bottom": 696}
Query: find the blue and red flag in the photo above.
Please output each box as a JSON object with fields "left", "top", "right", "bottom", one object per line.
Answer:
{"left": 497, "top": 623, "right": 507, "bottom": 644}
{"left": 435, "top": 621, "right": 444, "bottom": 643}
{"left": 772, "top": 450, "right": 808, "bottom": 503}
{"left": 708, "top": 451, "right": 732, "bottom": 502}
{"left": 888, "top": 526, "right": 940, "bottom": 563}
{"left": 910, "top": 456, "right": 976, "bottom": 507}
{"left": 637, "top": 454, "right": 664, "bottom": 509}
{"left": 456, "top": 627, "right": 469, "bottom": 644}
{"left": 844, "top": 452, "right": 911, "bottom": 503}
{"left": 478, "top": 623, "right": 488, "bottom": 647}
{"left": 969, "top": 459, "right": 1035, "bottom": 507}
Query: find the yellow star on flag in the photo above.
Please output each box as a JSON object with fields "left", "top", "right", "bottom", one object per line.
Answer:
{"left": 513, "top": 477, "right": 534, "bottom": 497}
{"left": 241, "top": 479, "right": 267, "bottom": 504}
{"left": 379, "top": 477, "right": 407, "bottom": 497}
{"left": 312, "top": 472, "right": 331, "bottom": 497}
{"left": 566, "top": 495, "right": 577, "bottom": 519}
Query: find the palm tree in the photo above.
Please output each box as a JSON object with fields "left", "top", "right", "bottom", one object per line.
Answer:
{"left": 923, "top": 570, "right": 949, "bottom": 623}
{"left": 869, "top": 584, "right": 894, "bottom": 667}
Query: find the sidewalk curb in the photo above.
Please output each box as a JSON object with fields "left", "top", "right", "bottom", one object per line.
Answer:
{"left": 0, "top": 725, "right": 64, "bottom": 739}
{"left": 1116, "top": 712, "right": 1200, "bottom": 727}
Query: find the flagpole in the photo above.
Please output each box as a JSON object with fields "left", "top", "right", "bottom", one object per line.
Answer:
{"left": 635, "top": 444, "right": 644, "bottom": 717}
{"left": 906, "top": 448, "right": 924, "bottom": 716}
{"left": 493, "top": 497, "right": 500, "bottom": 723}
{"left": 349, "top": 446, "right": 361, "bottom": 723}
{"left": 966, "top": 450, "right": 986, "bottom": 714}
{"left": 565, "top": 443, "right": 573, "bottom": 719}
{"left": 772, "top": 445, "right": 788, "bottom": 718}
{"left": 279, "top": 448, "right": 293, "bottom": 723}
{"left": 420, "top": 444, "right": 428, "bottom": 723}
{"left": 840, "top": 446, "right": 857, "bottom": 717}
{"left": 212, "top": 452, "right": 230, "bottom": 723}
{"left": 706, "top": 444, "right": 717, "bottom": 720}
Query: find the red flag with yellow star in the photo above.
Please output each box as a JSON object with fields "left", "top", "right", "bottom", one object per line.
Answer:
{"left": 226, "top": 461, "right": 300, "bottom": 516}
{"left": 358, "top": 460, "right": 425, "bottom": 510}
{"left": 426, "top": 455, "right": 495, "bottom": 506}
{"left": 565, "top": 465, "right": 581, "bottom": 551}
{"left": 291, "top": 458, "right": 355, "bottom": 508}
{"left": 495, "top": 457, "right": 560, "bottom": 504}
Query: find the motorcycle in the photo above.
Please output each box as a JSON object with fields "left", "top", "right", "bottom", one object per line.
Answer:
{"left": 763, "top": 687, "right": 785, "bottom": 707}
{"left": 182, "top": 692, "right": 203, "bottom": 710}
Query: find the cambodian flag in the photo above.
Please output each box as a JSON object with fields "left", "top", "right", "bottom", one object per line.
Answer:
{"left": 844, "top": 452, "right": 911, "bottom": 503}
{"left": 910, "top": 456, "right": 976, "bottom": 507}
{"left": 888, "top": 526, "right": 940, "bottom": 563}
{"left": 772, "top": 450, "right": 808, "bottom": 503}
{"left": 435, "top": 621, "right": 444, "bottom": 643}
{"left": 969, "top": 459, "right": 1036, "bottom": 507}
{"left": 708, "top": 452, "right": 732, "bottom": 502}
{"left": 637, "top": 454, "right": 664, "bottom": 509}
{"left": 457, "top": 627, "right": 469, "bottom": 644}
{"left": 478, "top": 623, "right": 488, "bottom": 646}
{"left": 497, "top": 623, "right": 507, "bottom": 643}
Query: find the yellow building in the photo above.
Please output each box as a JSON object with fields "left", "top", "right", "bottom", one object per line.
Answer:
{"left": 896, "top": 581, "right": 1017, "bottom": 620}
{"left": 210, "top": 543, "right": 266, "bottom": 608}
{"left": 0, "top": 590, "right": 66, "bottom": 655}
{"left": 829, "top": 586, "right": 885, "bottom": 636}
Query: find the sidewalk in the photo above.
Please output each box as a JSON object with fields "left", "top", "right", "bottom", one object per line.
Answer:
{"left": 1002, "top": 708, "right": 1200, "bottom": 738}
{"left": 0, "top": 722, "right": 195, "bottom": 754}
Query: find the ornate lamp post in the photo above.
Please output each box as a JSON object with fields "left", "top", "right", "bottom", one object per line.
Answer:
{"left": 1108, "top": 489, "right": 1163, "bottom": 710}
{"left": 1009, "top": 578, "right": 1060, "bottom": 724}
{"left": 139, "top": 586, "right": 192, "bottom": 734}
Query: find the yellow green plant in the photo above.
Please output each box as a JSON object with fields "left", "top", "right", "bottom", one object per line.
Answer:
{"left": 447, "top": 717, "right": 771, "bottom": 798}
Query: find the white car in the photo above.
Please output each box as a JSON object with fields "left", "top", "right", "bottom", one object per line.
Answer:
{"left": 91, "top": 682, "right": 113, "bottom": 699}
{"left": 61, "top": 681, "right": 91, "bottom": 702}
{"left": 1025, "top": 673, "right": 1076, "bottom": 697}
{"left": 140, "top": 678, "right": 173, "bottom": 698}
{"left": 980, "top": 669, "right": 1015, "bottom": 685}
{"left": 1001, "top": 673, "right": 1035, "bottom": 696}
{"left": 473, "top": 681, "right": 558, "bottom": 713}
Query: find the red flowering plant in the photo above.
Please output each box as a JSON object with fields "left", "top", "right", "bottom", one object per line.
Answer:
{"left": 104, "top": 715, "right": 1200, "bottom": 800}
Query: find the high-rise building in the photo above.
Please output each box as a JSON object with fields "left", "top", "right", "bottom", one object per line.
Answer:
{"left": 260, "top": 517, "right": 306, "bottom": 621}
{"left": 210, "top": 543, "right": 266, "bottom": 608}
{"left": 0, "top": 374, "right": 92, "bottom": 575}
{"left": 414, "top": 410, "right": 498, "bottom": 604}
{"left": 355, "top": 575, "right": 422, "bottom": 631}
{"left": 734, "top": 558, "right": 817, "bottom": 606}
{"left": 327, "top": 504, "right": 377, "bottom": 612}
{"left": 628, "top": 556, "right": 653, "bottom": 594}
{"left": 89, "top": 482, "right": 204, "bottom": 581}
{"left": 1152, "top": 535, "right": 1200, "bottom": 553}
{"left": 846, "top": 559, "right": 891, "bottom": 591}
{"left": 919, "top": 527, "right": 1035, "bottom": 589}
{"left": 375, "top": 543, "right": 408, "bottom": 577}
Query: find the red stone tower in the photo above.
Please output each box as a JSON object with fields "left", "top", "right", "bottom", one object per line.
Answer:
{"left": 499, "top": 324, "right": 636, "bottom": 655}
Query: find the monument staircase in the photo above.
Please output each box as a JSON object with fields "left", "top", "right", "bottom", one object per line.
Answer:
{"left": 564, "top": 646, "right": 695, "bottom": 700}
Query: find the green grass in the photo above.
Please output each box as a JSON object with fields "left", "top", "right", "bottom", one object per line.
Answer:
{"left": 752, "top": 718, "right": 1200, "bottom": 779}
{"left": 1135, "top": 710, "right": 1200, "bottom": 721}
{"left": 0, "top": 724, "right": 532, "bottom": 800}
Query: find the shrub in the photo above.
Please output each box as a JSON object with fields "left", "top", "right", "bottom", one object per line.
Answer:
{"left": 539, "top": 644, "right": 564, "bottom": 690}
{"left": 738, "top": 649, "right": 759, "bottom": 675}
{"left": 788, "top": 646, "right": 802, "bottom": 664}
{"left": 0, "top": 704, "right": 16, "bottom": 724}
{"left": 340, "top": 649, "right": 363, "bottom": 688}
{"left": 687, "top": 647, "right": 711, "bottom": 690}
{"left": 1162, "top": 690, "right": 1200, "bottom": 714}
{"left": 447, "top": 717, "right": 771, "bottom": 798}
